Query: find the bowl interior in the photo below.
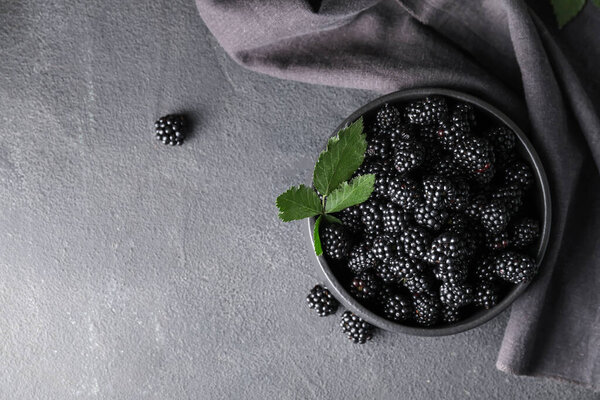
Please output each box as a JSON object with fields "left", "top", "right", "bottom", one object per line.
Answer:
{"left": 309, "top": 88, "right": 551, "bottom": 336}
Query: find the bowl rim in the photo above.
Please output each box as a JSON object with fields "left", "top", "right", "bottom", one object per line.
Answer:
{"left": 307, "top": 87, "right": 552, "bottom": 336}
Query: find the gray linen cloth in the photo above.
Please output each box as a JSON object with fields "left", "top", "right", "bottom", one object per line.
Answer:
{"left": 195, "top": 0, "right": 600, "bottom": 390}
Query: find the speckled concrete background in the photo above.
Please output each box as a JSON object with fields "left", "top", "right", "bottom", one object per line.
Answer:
{"left": 0, "top": 0, "right": 597, "bottom": 398}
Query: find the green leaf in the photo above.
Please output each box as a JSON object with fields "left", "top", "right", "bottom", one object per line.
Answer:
{"left": 313, "top": 118, "right": 366, "bottom": 196}
{"left": 325, "top": 174, "right": 375, "bottom": 214}
{"left": 550, "top": 0, "right": 585, "bottom": 28}
{"left": 592, "top": 0, "right": 600, "bottom": 7}
{"left": 313, "top": 215, "right": 323, "bottom": 256}
{"left": 323, "top": 214, "right": 342, "bottom": 224}
{"left": 276, "top": 185, "right": 323, "bottom": 222}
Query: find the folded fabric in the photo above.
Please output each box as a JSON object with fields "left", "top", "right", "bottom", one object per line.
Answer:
{"left": 195, "top": 0, "right": 600, "bottom": 391}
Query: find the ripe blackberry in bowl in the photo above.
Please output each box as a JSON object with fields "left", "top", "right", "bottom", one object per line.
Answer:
{"left": 310, "top": 88, "right": 550, "bottom": 336}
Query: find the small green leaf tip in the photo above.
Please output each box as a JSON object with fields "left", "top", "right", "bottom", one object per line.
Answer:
{"left": 313, "top": 215, "right": 323, "bottom": 256}
{"left": 325, "top": 174, "right": 375, "bottom": 214}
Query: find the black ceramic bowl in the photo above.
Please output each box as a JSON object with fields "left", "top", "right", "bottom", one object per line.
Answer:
{"left": 308, "top": 88, "right": 551, "bottom": 336}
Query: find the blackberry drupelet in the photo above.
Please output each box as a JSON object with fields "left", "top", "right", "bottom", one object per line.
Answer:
{"left": 494, "top": 251, "right": 538, "bottom": 284}
{"left": 393, "top": 140, "right": 425, "bottom": 174}
{"left": 356, "top": 159, "right": 391, "bottom": 197}
{"left": 374, "top": 259, "right": 402, "bottom": 283}
{"left": 473, "top": 283, "right": 500, "bottom": 309}
{"left": 376, "top": 103, "right": 402, "bottom": 130}
{"left": 350, "top": 270, "right": 382, "bottom": 300}
{"left": 382, "top": 291, "right": 414, "bottom": 322}
{"left": 337, "top": 205, "right": 363, "bottom": 233}
{"left": 436, "top": 119, "right": 469, "bottom": 150}
{"left": 472, "top": 256, "right": 497, "bottom": 283}
{"left": 452, "top": 136, "right": 495, "bottom": 173}
{"left": 321, "top": 223, "right": 351, "bottom": 260}
{"left": 387, "top": 124, "right": 418, "bottom": 146}
{"left": 388, "top": 176, "right": 422, "bottom": 211}
{"left": 440, "top": 281, "right": 473, "bottom": 308}
{"left": 510, "top": 218, "right": 540, "bottom": 249}
{"left": 155, "top": 114, "right": 185, "bottom": 145}
{"left": 306, "top": 285, "right": 339, "bottom": 317}
{"left": 414, "top": 203, "right": 449, "bottom": 231}
{"left": 427, "top": 233, "right": 469, "bottom": 265}
{"left": 433, "top": 260, "right": 468, "bottom": 284}
{"left": 490, "top": 185, "right": 523, "bottom": 215}
{"left": 483, "top": 126, "right": 515, "bottom": 157}
{"left": 464, "top": 194, "right": 487, "bottom": 219}
{"left": 445, "top": 213, "right": 469, "bottom": 234}
{"left": 448, "top": 178, "right": 470, "bottom": 212}
{"left": 469, "top": 163, "right": 496, "bottom": 185}
{"left": 442, "top": 305, "right": 461, "bottom": 323}
{"left": 402, "top": 272, "right": 435, "bottom": 294}
{"left": 484, "top": 230, "right": 510, "bottom": 251}
{"left": 347, "top": 243, "right": 376, "bottom": 274}
{"left": 366, "top": 133, "right": 391, "bottom": 160}
{"left": 433, "top": 156, "right": 462, "bottom": 178}
{"left": 451, "top": 103, "right": 476, "bottom": 129}
{"left": 340, "top": 311, "right": 374, "bottom": 344}
{"left": 480, "top": 201, "right": 510, "bottom": 234}
{"left": 394, "top": 254, "right": 426, "bottom": 281}
{"left": 359, "top": 197, "right": 386, "bottom": 234}
{"left": 405, "top": 96, "right": 449, "bottom": 126}
{"left": 413, "top": 291, "right": 442, "bottom": 326}
{"left": 400, "top": 226, "right": 432, "bottom": 261}
{"left": 372, "top": 235, "right": 399, "bottom": 263}
{"left": 423, "top": 175, "right": 455, "bottom": 209}
{"left": 382, "top": 203, "right": 412, "bottom": 234}
{"left": 504, "top": 160, "right": 534, "bottom": 189}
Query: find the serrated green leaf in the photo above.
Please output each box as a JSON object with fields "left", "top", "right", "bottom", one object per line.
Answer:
{"left": 313, "top": 118, "right": 366, "bottom": 196}
{"left": 313, "top": 215, "right": 323, "bottom": 256}
{"left": 276, "top": 185, "right": 323, "bottom": 222}
{"left": 325, "top": 174, "right": 375, "bottom": 214}
{"left": 323, "top": 214, "right": 342, "bottom": 224}
{"left": 551, "top": 0, "right": 585, "bottom": 28}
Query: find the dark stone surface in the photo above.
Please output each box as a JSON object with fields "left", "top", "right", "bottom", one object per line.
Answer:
{"left": 0, "top": 0, "right": 596, "bottom": 398}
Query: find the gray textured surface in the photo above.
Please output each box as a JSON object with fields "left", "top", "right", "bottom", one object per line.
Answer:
{"left": 0, "top": 0, "right": 597, "bottom": 399}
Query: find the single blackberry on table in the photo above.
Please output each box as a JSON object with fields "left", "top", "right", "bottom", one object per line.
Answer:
{"left": 483, "top": 126, "right": 516, "bottom": 157}
{"left": 393, "top": 140, "right": 425, "bottom": 174}
{"left": 440, "top": 281, "right": 474, "bottom": 308}
{"left": 504, "top": 160, "right": 534, "bottom": 189}
{"left": 321, "top": 224, "right": 351, "bottom": 260}
{"left": 494, "top": 251, "right": 538, "bottom": 284}
{"left": 306, "top": 285, "right": 339, "bottom": 317}
{"left": 413, "top": 291, "right": 442, "bottom": 326}
{"left": 472, "top": 256, "right": 498, "bottom": 283}
{"left": 442, "top": 305, "right": 462, "bottom": 323}
{"left": 436, "top": 119, "right": 469, "bottom": 150}
{"left": 388, "top": 176, "right": 422, "bottom": 211}
{"left": 405, "top": 96, "right": 449, "bottom": 126}
{"left": 340, "top": 311, "right": 374, "bottom": 344}
{"left": 445, "top": 213, "right": 470, "bottom": 234}
{"left": 402, "top": 272, "right": 435, "bottom": 294}
{"left": 347, "top": 243, "right": 376, "bottom": 274}
{"left": 382, "top": 203, "right": 412, "bottom": 234}
{"left": 414, "top": 203, "right": 449, "bottom": 231}
{"left": 510, "top": 218, "right": 540, "bottom": 249}
{"left": 480, "top": 201, "right": 510, "bottom": 234}
{"left": 376, "top": 103, "right": 402, "bottom": 130}
{"left": 433, "top": 156, "right": 462, "bottom": 178}
{"left": 473, "top": 283, "right": 500, "bottom": 309}
{"left": 452, "top": 136, "right": 495, "bottom": 173}
{"left": 359, "top": 197, "right": 386, "bottom": 234}
{"left": 382, "top": 291, "right": 414, "bottom": 322}
{"left": 484, "top": 230, "right": 510, "bottom": 251}
{"left": 451, "top": 103, "right": 476, "bottom": 129}
{"left": 464, "top": 194, "right": 487, "bottom": 219}
{"left": 400, "top": 226, "right": 432, "bottom": 261}
{"left": 490, "top": 185, "right": 523, "bottom": 215}
{"left": 336, "top": 205, "right": 363, "bottom": 233}
{"left": 448, "top": 178, "right": 470, "bottom": 212}
{"left": 350, "top": 270, "right": 382, "bottom": 300}
{"left": 372, "top": 235, "right": 399, "bottom": 263}
{"left": 155, "top": 114, "right": 185, "bottom": 145}
{"left": 366, "top": 133, "right": 391, "bottom": 160}
{"left": 433, "top": 260, "right": 468, "bottom": 284}
{"left": 427, "top": 233, "right": 469, "bottom": 265}
{"left": 423, "top": 175, "right": 456, "bottom": 209}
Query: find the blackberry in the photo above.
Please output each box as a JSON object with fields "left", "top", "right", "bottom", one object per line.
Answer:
{"left": 306, "top": 285, "right": 339, "bottom": 316}
{"left": 414, "top": 203, "right": 449, "bottom": 231}
{"left": 402, "top": 272, "right": 435, "bottom": 294}
{"left": 366, "top": 133, "right": 391, "bottom": 160}
{"left": 382, "top": 291, "right": 414, "bottom": 322}
{"left": 448, "top": 178, "right": 470, "bottom": 212}
{"left": 504, "top": 160, "right": 534, "bottom": 189}
{"left": 423, "top": 175, "right": 455, "bottom": 209}
{"left": 388, "top": 176, "right": 422, "bottom": 211}
{"left": 469, "top": 163, "right": 496, "bottom": 185}
{"left": 480, "top": 201, "right": 509, "bottom": 234}
{"left": 405, "top": 97, "right": 449, "bottom": 126}
{"left": 452, "top": 136, "right": 495, "bottom": 173}
{"left": 413, "top": 291, "right": 442, "bottom": 326}
{"left": 433, "top": 156, "right": 462, "bottom": 178}
{"left": 473, "top": 283, "right": 500, "bottom": 309}
{"left": 155, "top": 114, "right": 185, "bottom": 145}
{"left": 376, "top": 103, "right": 402, "bottom": 130}
{"left": 442, "top": 305, "right": 461, "bottom": 323}
{"left": 490, "top": 185, "right": 523, "bottom": 215}
{"left": 359, "top": 197, "right": 385, "bottom": 234}
{"left": 436, "top": 119, "right": 469, "bottom": 150}
{"left": 451, "top": 103, "right": 476, "bottom": 129}
{"left": 445, "top": 213, "right": 469, "bottom": 234}
{"left": 440, "top": 281, "right": 473, "bottom": 308}
{"left": 356, "top": 160, "right": 390, "bottom": 197}
{"left": 372, "top": 235, "right": 399, "bottom": 263}
{"left": 510, "top": 218, "right": 540, "bottom": 249}
{"left": 337, "top": 205, "right": 363, "bottom": 233}
{"left": 494, "top": 251, "right": 538, "bottom": 284}
{"left": 382, "top": 203, "right": 412, "bottom": 234}
{"left": 433, "top": 260, "right": 468, "bottom": 284}
{"left": 350, "top": 270, "right": 382, "bottom": 300}
{"left": 394, "top": 255, "right": 426, "bottom": 281}
{"left": 427, "top": 233, "right": 469, "bottom": 265}
{"left": 400, "top": 226, "right": 432, "bottom": 261}
{"left": 393, "top": 140, "right": 425, "bottom": 174}
{"left": 321, "top": 224, "right": 351, "bottom": 260}
{"left": 464, "top": 194, "right": 487, "bottom": 219}
{"left": 472, "top": 256, "right": 497, "bottom": 283}
{"left": 374, "top": 259, "right": 402, "bottom": 283}
{"left": 340, "top": 311, "right": 374, "bottom": 344}
{"left": 483, "top": 126, "right": 515, "bottom": 157}
{"left": 387, "top": 124, "right": 418, "bottom": 146}
{"left": 484, "top": 230, "right": 510, "bottom": 251}
{"left": 347, "top": 243, "right": 376, "bottom": 274}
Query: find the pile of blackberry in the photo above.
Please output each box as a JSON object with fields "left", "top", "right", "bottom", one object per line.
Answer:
{"left": 320, "top": 97, "right": 542, "bottom": 328}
